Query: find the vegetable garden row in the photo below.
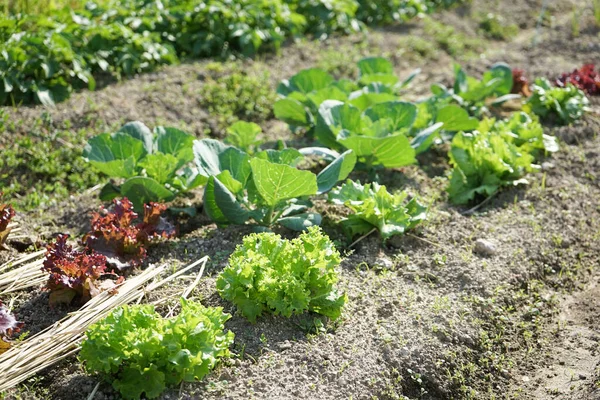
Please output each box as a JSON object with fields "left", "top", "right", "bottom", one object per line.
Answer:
{"left": 0, "top": 0, "right": 462, "bottom": 106}
{"left": 0, "top": 55, "right": 597, "bottom": 398}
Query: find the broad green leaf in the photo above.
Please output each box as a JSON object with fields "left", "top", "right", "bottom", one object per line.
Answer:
{"left": 348, "top": 92, "right": 398, "bottom": 112}
{"left": 319, "top": 101, "right": 362, "bottom": 132}
{"left": 99, "top": 182, "right": 121, "bottom": 201}
{"left": 359, "top": 73, "right": 399, "bottom": 88}
{"left": 306, "top": 86, "right": 349, "bottom": 108}
{"left": 215, "top": 170, "right": 243, "bottom": 195}
{"left": 84, "top": 132, "right": 147, "bottom": 178}
{"left": 278, "top": 68, "right": 334, "bottom": 95}
{"left": 316, "top": 150, "right": 357, "bottom": 194}
{"left": 249, "top": 158, "right": 317, "bottom": 206}
{"left": 278, "top": 212, "right": 322, "bottom": 231}
{"left": 213, "top": 177, "right": 249, "bottom": 224}
{"left": 357, "top": 57, "right": 394, "bottom": 76}
{"left": 119, "top": 121, "right": 154, "bottom": 154}
{"left": 121, "top": 177, "right": 175, "bottom": 211}
{"left": 435, "top": 105, "right": 479, "bottom": 131}
{"left": 193, "top": 139, "right": 251, "bottom": 184}
{"left": 225, "top": 121, "right": 262, "bottom": 152}
{"left": 487, "top": 62, "right": 513, "bottom": 96}
{"left": 337, "top": 132, "right": 416, "bottom": 168}
{"left": 139, "top": 153, "right": 181, "bottom": 184}
{"left": 255, "top": 149, "right": 303, "bottom": 166}
{"left": 89, "top": 157, "right": 137, "bottom": 179}
{"left": 411, "top": 122, "right": 443, "bottom": 154}
{"left": 273, "top": 98, "right": 309, "bottom": 126}
{"left": 364, "top": 101, "right": 417, "bottom": 130}
{"left": 154, "top": 126, "right": 195, "bottom": 162}
{"left": 203, "top": 177, "right": 228, "bottom": 224}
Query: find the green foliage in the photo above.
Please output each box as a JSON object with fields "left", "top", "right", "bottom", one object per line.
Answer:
{"left": 524, "top": 78, "right": 589, "bottom": 125}
{"left": 193, "top": 139, "right": 356, "bottom": 230}
{"left": 1, "top": 0, "right": 462, "bottom": 105}
{"left": 274, "top": 57, "right": 419, "bottom": 135}
{"left": 84, "top": 121, "right": 202, "bottom": 211}
{"left": 424, "top": 62, "right": 516, "bottom": 119}
{"left": 0, "top": 123, "right": 103, "bottom": 211}
{"left": 478, "top": 13, "right": 518, "bottom": 40}
{"left": 216, "top": 226, "right": 346, "bottom": 322}
{"left": 224, "top": 121, "right": 263, "bottom": 154}
{"left": 80, "top": 300, "right": 234, "bottom": 400}
{"left": 329, "top": 179, "right": 427, "bottom": 240}
{"left": 317, "top": 100, "right": 442, "bottom": 168}
{"left": 423, "top": 17, "right": 484, "bottom": 57}
{"left": 356, "top": 0, "right": 465, "bottom": 25}
{"left": 200, "top": 65, "right": 276, "bottom": 131}
{"left": 447, "top": 113, "right": 558, "bottom": 205}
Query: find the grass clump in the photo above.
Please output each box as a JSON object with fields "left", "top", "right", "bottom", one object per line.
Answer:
{"left": 0, "top": 120, "right": 104, "bottom": 210}
{"left": 200, "top": 63, "right": 275, "bottom": 133}
{"left": 478, "top": 13, "right": 519, "bottom": 40}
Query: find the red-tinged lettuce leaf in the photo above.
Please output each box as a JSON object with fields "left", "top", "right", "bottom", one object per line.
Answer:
{"left": 0, "top": 193, "right": 15, "bottom": 248}
{"left": 84, "top": 198, "right": 176, "bottom": 270}
{"left": 136, "top": 202, "right": 177, "bottom": 240}
{"left": 43, "top": 234, "right": 112, "bottom": 305}
{"left": 556, "top": 64, "right": 600, "bottom": 96}
{"left": 511, "top": 69, "right": 531, "bottom": 96}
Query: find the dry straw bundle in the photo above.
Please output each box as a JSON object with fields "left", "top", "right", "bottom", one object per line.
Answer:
{"left": 0, "top": 256, "right": 208, "bottom": 392}
{"left": 0, "top": 250, "right": 46, "bottom": 294}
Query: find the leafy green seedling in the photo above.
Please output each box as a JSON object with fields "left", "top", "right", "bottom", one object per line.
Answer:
{"left": 447, "top": 112, "right": 558, "bottom": 204}
{"left": 224, "top": 121, "right": 263, "bottom": 154}
{"left": 216, "top": 226, "right": 346, "bottom": 322}
{"left": 274, "top": 57, "right": 418, "bottom": 135}
{"left": 524, "top": 78, "right": 590, "bottom": 125}
{"left": 329, "top": 179, "right": 427, "bottom": 241}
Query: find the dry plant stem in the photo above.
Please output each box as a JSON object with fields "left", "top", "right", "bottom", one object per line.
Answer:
{"left": 0, "top": 251, "right": 46, "bottom": 294}
{"left": 87, "top": 382, "right": 100, "bottom": 400}
{"left": 461, "top": 192, "right": 497, "bottom": 216}
{"left": 349, "top": 228, "right": 377, "bottom": 248}
{"left": 406, "top": 233, "right": 445, "bottom": 249}
{"left": 0, "top": 256, "right": 208, "bottom": 392}
{"left": 165, "top": 257, "right": 208, "bottom": 318}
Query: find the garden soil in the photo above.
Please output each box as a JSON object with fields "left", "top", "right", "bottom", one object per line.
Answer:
{"left": 2, "top": 0, "right": 600, "bottom": 399}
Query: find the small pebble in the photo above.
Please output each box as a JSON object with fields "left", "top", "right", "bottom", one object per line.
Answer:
{"left": 278, "top": 341, "right": 292, "bottom": 350}
{"left": 541, "top": 161, "right": 555, "bottom": 171}
{"left": 474, "top": 239, "right": 497, "bottom": 256}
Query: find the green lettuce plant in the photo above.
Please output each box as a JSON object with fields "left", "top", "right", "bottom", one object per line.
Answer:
{"left": 329, "top": 179, "right": 427, "bottom": 240}
{"left": 425, "top": 62, "right": 516, "bottom": 120}
{"left": 524, "top": 78, "right": 590, "bottom": 125}
{"left": 193, "top": 139, "right": 356, "bottom": 231}
{"left": 447, "top": 113, "right": 558, "bottom": 204}
{"left": 216, "top": 226, "right": 346, "bottom": 322}
{"left": 83, "top": 121, "right": 202, "bottom": 211}
{"left": 79, "top": 300, "right": 234, "bottom": 400}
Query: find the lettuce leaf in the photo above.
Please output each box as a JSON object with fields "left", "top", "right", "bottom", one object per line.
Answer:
{"left": 216, "top": 226, "right": 346, "bottom": 322}
{"left": 329, "top": 180, "right": 427, "bottom": 240}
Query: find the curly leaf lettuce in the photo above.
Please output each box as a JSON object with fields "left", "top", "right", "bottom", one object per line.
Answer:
{"left": 80, "top": 300, "right": 234, "bottom": 400}
{"left": 216, "top": 226, "right": 346, "bottom": 322}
